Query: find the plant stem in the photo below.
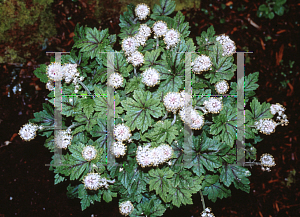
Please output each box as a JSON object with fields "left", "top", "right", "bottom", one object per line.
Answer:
{"left": 78, "top": 80, "right": 91, "bottom": 95}
{"left": 243, "top": 161, "right": 261, "bottom": 166}
{"left": 195, "top": 106, "right": 208, "bottom": 113}
{"left": 199, "top": 189, "right": 206, "bottom": 211}
{"left": 156, "top": 38, "right": 159, "bottom": 49}
{"left": 134, "top": 67, "right": 137, "bottom": 77}
{"left": 204, "top": 121, "right": 213, "bottom": 125}
{"left": 161, "top": 111, "right": 168, "bottom": 121}
{"left": 171, "top": 113, "right": 176, "bottom": 126}
{"left": 68, "top": 122, "right": 83, "bottom": 130}
{"left": 133, "top": 17, "right": 138, "bottom": 24}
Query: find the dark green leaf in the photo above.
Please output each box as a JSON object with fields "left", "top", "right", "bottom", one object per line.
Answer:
{"left": 145, "top": 120, "right": 179, "bottom": 144}
{"left": 121, "top": 90, "right": 163, "bottom": 133}
{"left": 33, "top": 64, "right": 48, "bottom": 83}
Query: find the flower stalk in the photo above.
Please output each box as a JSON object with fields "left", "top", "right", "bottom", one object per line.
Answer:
{"left": 199, "top": 189, "right": 206, "bottom": 211}
{"left": 171, "top": 113, "right": 177, "bottom": 126}
{"left": 78, "top": 80, "right": 91, "bottom": 95}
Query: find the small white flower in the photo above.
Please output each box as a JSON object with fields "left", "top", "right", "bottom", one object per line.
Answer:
{"left": 255, "top": 118, "right": 277, "bottom": 135}
{"left": 122, "top": 37, "right": 138, "bottom": 56}
{"left": 111, "top": 141, "right": 127, "bottom": 158}
{"left": 163, "top": 92, "right": 182, "bottom": 113}
{"left": 203, "top": 98, "right": 223, "bottom": 114}
{"left": 216, "top": 34, "right": 236, "bottom": 56}
{"left": 63, "top": 63, "right": 78, "bottom": 83}
{"left": 46, "top": 80, "right": 54, "bottom": 91}
{"left": 74, "top": 89, "right": 79, "bottom": 94}
{"left": 136, "top": 144, "right": 152, "bottom": 167}
{"left": 150, "top": 147, "right": 165, "bottom": 166}
{"left": 54, "top": 130, "right": 73, "bottom": 149}
{"left": 152, "top": 21, "right": 168, "bottom": 37}
{"left": 138, "top": 24, "right": 151, "bottom": 38}
{"left": 83, "top": 173, "right": 101, "bottom": 190}
{"left": 159, "top": 144, "right": 173, "bottom": 161}
{"left": 141, "top": 67, "right": 160, "bottom": 87}
{"left": 164, "top": 29, "right": 180, "bottom": 49}
{"left": 270, "top": 103, "right": 285, "bottom": 115}
{"left": 222, "top": 40, "right": 236, "bottom": 56}
{"left": 119, "top": 201, "right": 134, "bottom": 216}
{"left": 127, "top": 51, "right": 144, "bottom": 67}
{"left": 201, "top": 207, "right": 215, "bottom": 217}
{"left": 179, "top": 90, "right": 192, "bottom": 108}
{"left": 82, "top": 145, "right": 97, "bottom": 161}
{"left": 215, "top": 80, "right": 229, "bottom": 94}
{"left": 191, "top": 55, "right": 212, "bottom": 74}
{"left": 46, "top": 62, "right": 63, "bottom": 81}
{"left": 260, "top": 153, "right": 276, "bottom": 170}
{"left": 134, "top": 34, "right": 147, "bottom": 47}
{"left": 19, "top": 123, "right": 38, "bottom": 141}
{"left": 135, "top": 3, "right": 150, "bottom": 20}
{"left": 189, "top": 114, "right": 205, "bottom": 130}
{"left": 113, "top": 124, "right": 132, "bottom": 142}
{"left": 178, "top": 105, "right": 193, "bottom": 124}
{"left": 178, "top": 106, "right": 205, "bottom": 130}
{"left": 107, "top": 72, "right": 123, "bottom": 89}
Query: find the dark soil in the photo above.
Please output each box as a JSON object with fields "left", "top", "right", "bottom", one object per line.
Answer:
{"left": 1, "top": 0, "right": 300, "bottom": 216}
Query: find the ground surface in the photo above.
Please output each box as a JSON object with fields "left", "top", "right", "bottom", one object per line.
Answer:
{"left": 0, "top": 0, "right": 300, "bottom": 216}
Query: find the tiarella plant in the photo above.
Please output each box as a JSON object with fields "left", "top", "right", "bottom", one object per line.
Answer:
{"left": 19, "top": 0, "right": 289, "bottom": 216}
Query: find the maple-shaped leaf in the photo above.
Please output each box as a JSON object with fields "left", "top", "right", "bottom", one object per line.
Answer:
{"left": 121, "top": 90, "right": 163, "bottom": 133}
{"left": 145, "top": 120, "right": 179, "bottom": 144}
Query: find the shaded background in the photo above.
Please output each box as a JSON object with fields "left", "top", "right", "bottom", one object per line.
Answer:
{"left": 0, "top": 0, "right": 299, "bottom": 216}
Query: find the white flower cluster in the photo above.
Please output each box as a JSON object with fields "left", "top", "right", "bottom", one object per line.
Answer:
{"left": 178, "top": 106, "right": 205, "bottom": 130}
{"left": 19, "top": 123, "right": 39, "bottom": 141}
{"left": 260, "top": 153, "right": 276, "bottom": 172}
{"left": 153, "top": 21, "right": 180, "bottom": 49}
{"left": 270, "top": 103, "right": 289, "bottom": 126}
{"left": 215, "top": 80, "right": 229, "bottom": 94}
{"left": 119, "top": 201, "right": 134, "bottom": 216}
{"left": 135, "top": 24, "right": 152, "bottom": 46}
{"left": 191, "top": 55, "right": 212, "bottom": 74}
{"left": 203, "top": 97, "right": 223, "bottom": 114}
{"left": 122, "top": 24, "right": 151, "bottom": 67}
{"left": 122, "top": 37, "right": 139, "bottom": 56}
{"left": 46, "top": 63, "right": 84, "bottom": 94}
{"left": 201, "top": 207, "right": 215, "bottom": 217}
{"left": 254, "top": 118, "right": 277, "bottom": 135}
{"left": 179, "top": 90, "right": 193, "bottom": 107}
{"left": 46, "top": 62, "right": 64, "bottom": 81}
{"left": 153, "top": 21, "right": 168, "bottom": 38}
{"left": 216, "top": 34, "right": 236, "bottom": 56}
{"left": 83, "top": 173, "right": 115, "bottom": 190}
{"left": 127, "top": 51, "right": 144, "bottom": 67}
{"left": 113, "top": 124, "right": 132, "bottom": 142}
{"left": 141, "top": 67, "right": 160, "bottom": 87}
{"left": 122, "top": 24, "right": 151, "bottom": 56}
{"left": 55, "top": 129, "right": 72, "bottom": 149}
{"left": 163, "top": 92, "right": 183, "bottom": 113}
{"left": 107, "top": 72, "right": 123, "bottom": 89}
{"left": 164, "top": 29, "right": 181, "bottom": 49}
{"left": 82, "top": 145, "right": 97, "bottom": 161}
{"left": 136, "top": 144, "right": 173, "bottom": 167}
{"left": 111, "top": 141, "right": 127, "bottom": 158}
{"left": 135, "top": 3, "right": 150, "bottom": 20}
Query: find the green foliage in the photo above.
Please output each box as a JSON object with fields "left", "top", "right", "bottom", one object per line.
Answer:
{"left": 121, "top": 90, "right": 163, "bottom": 133}
{"left": 257, "top": 0, "right": 289, "bottom": 19}
{"left": 25, "top": 1, "right": 285, "bottom": 215}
